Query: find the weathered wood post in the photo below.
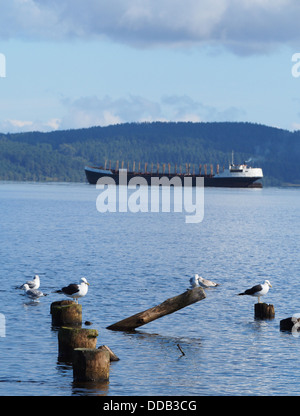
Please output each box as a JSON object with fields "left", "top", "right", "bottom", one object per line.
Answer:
{"left": 58, "top": 327, "right": 98, "bottom": 361}
{"left": 280, "top": 316, "right": 300, "bottom": 332}
{"left": 254, "top": 303, "right": 275, "bottom": 319}
{"left": 280, "top": 317, "right": 294, "bottom": 331}
{"left": 107, "top": 287, "right": 206, "bottom": 331}
{"left": 50, "top": 300, "right": 82, "bottom": 327}
{"left": 73, "top": 348, "right": 110, "bottom": 382}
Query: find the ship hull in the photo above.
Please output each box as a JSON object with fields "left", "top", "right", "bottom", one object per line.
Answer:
{"left": 84, "top": 167, "right": 262, "bottom": 188}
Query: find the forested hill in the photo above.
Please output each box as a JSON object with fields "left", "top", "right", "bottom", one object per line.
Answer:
{"left": 0, "top": 121, "right": 299, "bottom": 185}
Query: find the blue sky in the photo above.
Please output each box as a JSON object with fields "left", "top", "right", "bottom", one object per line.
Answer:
{"left": 0, "top": 0, "right": 300, "bottom": 133}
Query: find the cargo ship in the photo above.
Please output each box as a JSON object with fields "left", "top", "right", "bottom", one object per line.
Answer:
{"left": 85, "top": 153, "right": 263, "bottom": 188}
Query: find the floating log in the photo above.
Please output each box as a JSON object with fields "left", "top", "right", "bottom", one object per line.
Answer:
{"left": 254, "top": 303, "right": 275, "bottom": 319}
{"left": 50, "top": 300, "right": 82, "bottom": 327}
{"left": 98, "top": 345, "right": 120, "bottom": 361}
{"left": 73, "top": 348, "right": 110, "bottom": 382}
{"left": 58, "top": 326, "right": 98, "bottom": 361}
{"left": 107, "top": 287, "right": 206, "bottom": 331}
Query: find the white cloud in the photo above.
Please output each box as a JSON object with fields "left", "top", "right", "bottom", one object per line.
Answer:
{"left": 0, "top": 118, "right": 61, "bottom": 133}
{"left": 0, "top": 0, "right": 300, "bottom": 54}
{"left": 59, "top": 95, "right": 162, "bottom": 129}
{"left": 0, "top": 94, "right": 246, "bottom": 132}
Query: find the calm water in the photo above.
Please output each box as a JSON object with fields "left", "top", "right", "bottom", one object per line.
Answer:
{"left": 0, "top": 182, "right": 300, "bottom": 396}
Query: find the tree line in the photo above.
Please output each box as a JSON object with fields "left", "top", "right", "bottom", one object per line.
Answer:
{"left": 0, "top": 121, "right": 299, "bottom": 185}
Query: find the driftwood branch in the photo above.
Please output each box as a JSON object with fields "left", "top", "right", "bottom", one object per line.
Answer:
{"left": 177, "top": 344, "right": 185, "bottom": 357}
{"left": 106, "top": 287, "right": 206, "bottom": 331}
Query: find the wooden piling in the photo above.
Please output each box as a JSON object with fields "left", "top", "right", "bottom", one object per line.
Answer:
{"left": 280, "top": 316, "right": 300, "bottom": 332}
{"left": 73, "top": 348, "right": 110, "bottom": 382}
{"left": 107, "top": 287, "right": 206, "bottom": 331}
{"left": 50, "top": 300, "right": 82, "bottom": 327}
{"left": 254, "top": 303, "right": 275, "bottom": 319}
{"left": 280, "top": 317, "right": 294, "bottom": 331}
{"left": 58, "top": 327, "right": 98, "bottom": 361}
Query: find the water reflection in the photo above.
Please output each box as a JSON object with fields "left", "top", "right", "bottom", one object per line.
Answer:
{"left": 72, "top": 380, "right": 109, "bottom": 396}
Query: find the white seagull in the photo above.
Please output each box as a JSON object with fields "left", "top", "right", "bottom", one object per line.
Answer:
{"left": 55, "top": 277, "right": 90, "bottom": 303}
{"left": 190, "top": 274, "right": 219, "bottom": 288}
{"left": 238, "top": 280, "right": 272, "bottom": 303}
{"left": 18, "top": 274, "right": 40, "bottom": 290}
{"left": 23, "top": 283, "right": 47, "bottom": 301}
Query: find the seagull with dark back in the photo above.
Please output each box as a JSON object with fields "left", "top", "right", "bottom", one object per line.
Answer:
{"left": 55, "top": 277, "right": 90, "bottom": 303}
{"left": 238, "top": 280, "right": 272, "bottom": 303}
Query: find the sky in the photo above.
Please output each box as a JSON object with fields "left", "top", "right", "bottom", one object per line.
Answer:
{"left": 0, "top": 0, "right": 300, "bottom": 133}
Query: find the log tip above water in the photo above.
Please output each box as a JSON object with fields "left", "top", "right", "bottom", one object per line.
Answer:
{"left": 107, "top": 287, "right": 206, "bottom": 331}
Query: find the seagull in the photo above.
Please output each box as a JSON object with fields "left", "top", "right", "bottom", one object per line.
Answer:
{"left": 190, "top": 274, "right": 219, "bottom": 288}
{"left": 18, "top": 274, "right": 40, "bottom": 290}
{"left": 238, "top": 280, "right": 272, "bottom": 303}
{"left": 55, "top": 277, "right": 90, "bottom": 303}
{"left": 23, "top": 283, "right": 47, "bottom": 301}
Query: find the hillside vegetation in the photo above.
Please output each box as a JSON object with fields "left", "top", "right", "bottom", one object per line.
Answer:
{"left": 0, "top": 121, "right": 299, "bottom": 185}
